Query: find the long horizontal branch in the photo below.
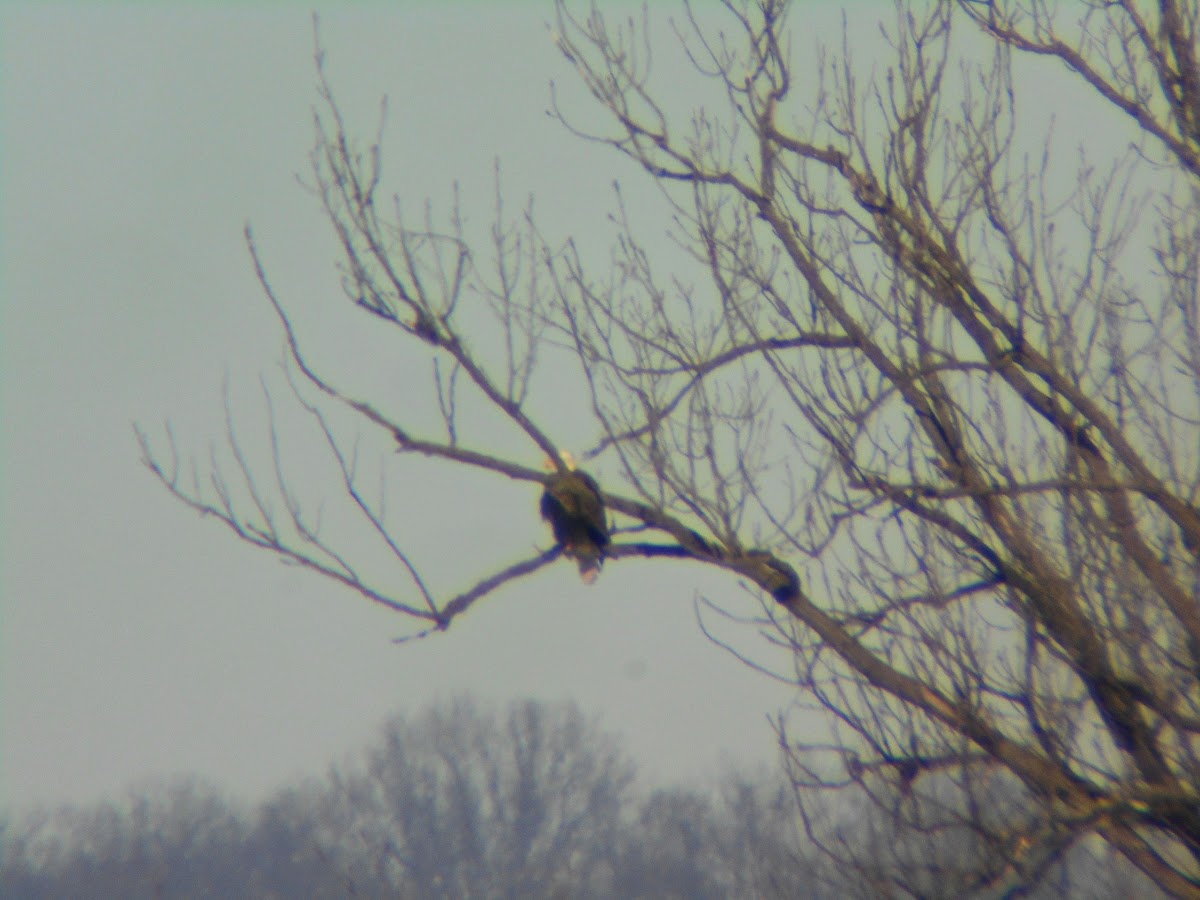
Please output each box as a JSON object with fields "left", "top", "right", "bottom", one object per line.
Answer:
{"left": 586, "top": 333, "right": 855, "bottom": 459}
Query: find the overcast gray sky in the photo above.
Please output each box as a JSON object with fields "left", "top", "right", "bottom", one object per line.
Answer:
{"left": 0, "top": 3, "right": 854, "bottom": 815}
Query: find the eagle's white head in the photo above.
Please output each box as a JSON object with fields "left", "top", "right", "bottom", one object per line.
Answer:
{"left": 542, "top": 450, "right": 578, "bottom": 473}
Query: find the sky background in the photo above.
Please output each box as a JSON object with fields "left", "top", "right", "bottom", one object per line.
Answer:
{"left": 0, "top": 2, "right": 843, "bottom": 815}
{"left": 0, "top": 0, "right": 1111, "bottom": 821}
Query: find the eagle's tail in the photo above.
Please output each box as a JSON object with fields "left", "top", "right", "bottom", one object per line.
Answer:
{"left": 569, "top": 544, "right": 603, "bottom": 585}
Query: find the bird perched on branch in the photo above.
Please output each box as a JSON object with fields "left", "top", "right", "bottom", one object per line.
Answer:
{"left": 541, "top": 451, "right": 610, "bottom": 584}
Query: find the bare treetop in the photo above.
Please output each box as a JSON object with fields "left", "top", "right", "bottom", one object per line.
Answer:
{"left": 140, "top": 2, "right": 1200, "bottom": 895}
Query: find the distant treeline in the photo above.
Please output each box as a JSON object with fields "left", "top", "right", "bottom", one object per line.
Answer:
{"left": 0, "top": 697, "right": 1155, "bottom": 899}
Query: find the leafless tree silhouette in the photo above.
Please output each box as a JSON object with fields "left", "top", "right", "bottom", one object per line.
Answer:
{"left": 307, "top": 698, "right": 634, "bottom": 898}
{"left": 139, "top": 1, "right": 1200, "bottom": 895}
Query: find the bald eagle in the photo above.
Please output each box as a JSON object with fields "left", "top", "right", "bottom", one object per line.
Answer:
{"left": 541, "top": 452, "right": 610, "bottom": 584}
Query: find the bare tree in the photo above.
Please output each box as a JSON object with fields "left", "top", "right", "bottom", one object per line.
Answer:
{"left": 139, "top": 1, "right": 1200, "bottom": 895}
{"left": 291, "top": 697, "right": 635, "bottom": 898}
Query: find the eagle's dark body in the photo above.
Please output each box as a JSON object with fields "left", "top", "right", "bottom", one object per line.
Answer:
{"left": 541, "top": 467, "right": 610, "bottom": 583}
